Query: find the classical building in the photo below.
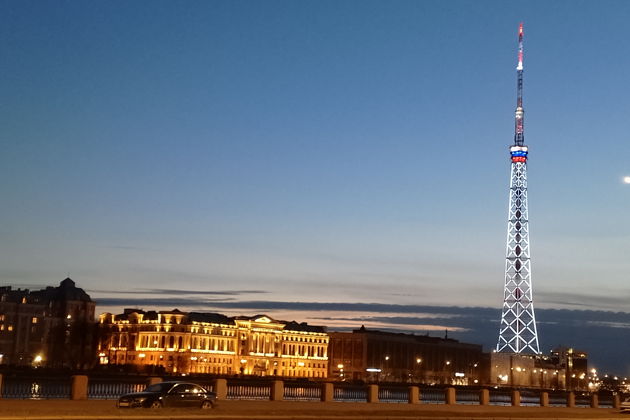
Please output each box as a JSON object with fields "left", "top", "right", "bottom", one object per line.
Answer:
{"left": 0, "top": 278, "right": 96, "bottom": 368}
{"left": 98, "top": 309, "right": 329, "bottom": 378}
{"left": 328, "top": 327, "right": 487, "bottom": 385}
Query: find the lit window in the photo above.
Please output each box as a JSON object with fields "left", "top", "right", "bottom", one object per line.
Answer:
{"left": 32, "top": 317, "right": 38, "bottom": 324}
{"left": 0, "top": 314, "right": 5, "bottom": 321}
{"left": 7, "top": 325, "right": 13, "bottom": 331}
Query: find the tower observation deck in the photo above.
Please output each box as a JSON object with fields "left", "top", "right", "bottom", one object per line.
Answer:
{"left": 496, "top": 23, "right": 540, "bottom": 354}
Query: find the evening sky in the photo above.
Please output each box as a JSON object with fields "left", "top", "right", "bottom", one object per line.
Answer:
{"left": 1, "top": 1, "right": 629, "bottom": 371}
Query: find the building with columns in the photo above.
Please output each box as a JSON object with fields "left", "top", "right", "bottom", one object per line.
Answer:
{"left": 98, "top": 309, "right": 329, "bottom": 378}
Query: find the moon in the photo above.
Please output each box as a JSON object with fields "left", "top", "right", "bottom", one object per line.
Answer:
{"left": 624, "top": 176, "right": 630, "bottom": 184}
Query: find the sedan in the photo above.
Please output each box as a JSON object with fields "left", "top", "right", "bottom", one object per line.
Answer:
{"left": 117, "top": 381, "right": 216, "bottom": 409}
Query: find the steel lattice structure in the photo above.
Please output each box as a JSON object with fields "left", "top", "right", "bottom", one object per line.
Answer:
{"left": 496, "top": 23, "right": 540, "bottom": 354}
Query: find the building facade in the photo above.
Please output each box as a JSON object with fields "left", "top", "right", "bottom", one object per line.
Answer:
{"left": 550, "top": 347, "right": 588, "bottom": 390}
{"left": 98, "top": 309, "right": 329, "bottom": 378}
{"left": 328, "top": 327, "right": 487, "bottom": 385}
{"left": 489, "top": 352, "right": 567, "bottom": 389}
{"left": 0, "top": 278, "right": 96, "bottom": 368}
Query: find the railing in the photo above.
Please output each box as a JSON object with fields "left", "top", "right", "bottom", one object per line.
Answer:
{"left": 420, "top": 387, "right": 445, "bottom": 404}
{"left": 88, "top": 379, "right": 146, "bottom": 399}
{"left": 520, "top": 389, "right": 540, "bottom": 407}
{"left": 549, "top": 391, "right": 567, "bottom": 407}
{"left": 333, "top": 384, "right": 366, "bottom": 402}
{"left": 2, "top": 377, "right": 71, "bottom": 399}
{"left": 284, "top": 383, "right": 321, "bottom": 401}
{"left": 489, "top": 389, "right": 512, "bottom": 406}
{"left": 598, "top": 392, "right": 615, "bottom": 408}
{"left": 455, "top": 388, "right": 479, "bottom": 405}
{"left": 0, "top": 373, "right": 620, "bottom": 409}
{"left": 379, "top": 386, "right": 408, "bottom": 403}
{"left": 227, "top": 383, "right": 270, "bottom": 400}
{"left": 575, "top": 393, "right": 591, "bottom": 408}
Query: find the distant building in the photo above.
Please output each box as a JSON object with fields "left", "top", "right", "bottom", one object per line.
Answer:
{"left": 328, "top": 327, "right": 487, "bottom": 384}
{"left": 0, "top": 278, "right": 96, "bottom": 368}
{"left": 550, "top": 347, "right": 588, "bottom": 390}
{"left": 98, "top": 309, "right": 329, "bottom": 378}
{"left": 489, "top": 352, "right": 567, "bottom": 389}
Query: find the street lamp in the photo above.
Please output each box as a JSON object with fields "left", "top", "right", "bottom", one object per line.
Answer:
{"left": 415, "top": 358, "right": 423, "bottom": 383}
{"left": 445, "top": 361, "right": 451, "bottom": 384}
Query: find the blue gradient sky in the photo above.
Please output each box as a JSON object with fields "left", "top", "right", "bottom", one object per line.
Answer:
{"left": 2, "top": 1, "right": 630, "bottom": 368}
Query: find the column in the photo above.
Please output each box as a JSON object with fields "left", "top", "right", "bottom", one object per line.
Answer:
{"left": 321, "top": 383, "right": 334, "bottom": 402}
{"left": 71, "top": 375, "right": 88, "bottom": 400}
{"left": 511, "top": 390, "right": 520, "bottom": 406}
{"left": 540, "top": 391, "right": 549, "bottom": 407}
{"left": 367, "top": 384, "right": 379, "bottom": 403}
{"left": 445, "top": 387, "right": 456, "bottom": 405}
{"left": 213, "top": 378, "right": 228, "bottom": 400}
{"left": 408, "top": 386, "right": 419, "bottom": 404}
{"left": 479, "top": 388, "right": 489, "bottom": 406}
{"left": 270, "top": 380, "right": 284, "bottom": 401}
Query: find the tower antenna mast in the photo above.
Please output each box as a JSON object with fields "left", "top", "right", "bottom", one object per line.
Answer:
{"left": 496, "top": 23, "right": 540, "bottom": 354}
{"left": 514, "top": 23, "right": 525, "bottom": 147}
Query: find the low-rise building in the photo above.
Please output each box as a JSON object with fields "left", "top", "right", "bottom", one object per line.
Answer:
{"left": 328, "top": 327, "right": 487, "bottom": 384}
{"left": 489, "top": 352, "right": 567, "bottom": 389}
{"left": 551, "top": 347, "right": 588, "bottom": 390}
{"left": 98, "top": 309, "right": 329, "bottom": 378}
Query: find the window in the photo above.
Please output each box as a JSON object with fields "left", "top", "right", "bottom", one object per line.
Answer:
{"left": 171, "top": 384, "right": 193, "bottom": 394}
{"left": 32, "top": 317, "right": 38, "bottom": 324}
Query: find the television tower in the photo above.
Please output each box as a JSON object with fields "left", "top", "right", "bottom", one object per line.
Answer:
{"left": 496, "top": 23, "right": 540, "bottom": 354}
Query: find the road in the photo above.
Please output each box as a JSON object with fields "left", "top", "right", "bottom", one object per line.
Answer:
{"left": 0, "top": 399, "right": 624, "bottom": 420}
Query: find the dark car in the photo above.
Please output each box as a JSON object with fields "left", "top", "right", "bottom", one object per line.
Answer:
{"left": 117, "top": 381, "right": 216, "bottom": 409}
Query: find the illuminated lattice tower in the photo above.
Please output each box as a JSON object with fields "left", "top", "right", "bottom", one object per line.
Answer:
{"left": 496, "top": 23, "right": 540, "bottom": 354}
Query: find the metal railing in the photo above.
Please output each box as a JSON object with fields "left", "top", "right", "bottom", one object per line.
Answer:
{"left": 2, "top": 378, "right": 71, "bottom": 399}
{"left": 379, "top": 386, "right": 408, "bottom": 403}
{"left": 88, "top": 380, "right": 146, "bottom": 399}
{"left": 333, "top": 384, "right": 366, "bottom": 402}
{"left": 549, "top": 391, "right": 567, "bottom": 407}
{"left": 0, "top": 374, "right": 620, "bottom": 409}
{"left": 227, "top": 383, "right": 270, "bottom": 400}
{"left": 284, "top": 384, "right": 321, "bottom": 401}
{"left": 489, "top": 389, "right": 512, "bottom": 406}
{"left": 420, "top": 388, "right": 445, "bottom": 404}
{"left": 456, "top": 389, "right": 479, "bottom": 405}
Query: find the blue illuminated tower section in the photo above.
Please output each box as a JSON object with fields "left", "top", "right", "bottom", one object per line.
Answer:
{"left": 496, "top": 23, "right": 540, "bottom": 354}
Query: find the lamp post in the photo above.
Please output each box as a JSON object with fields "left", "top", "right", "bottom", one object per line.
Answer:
{"left": 416, "top": 358, "right": 423, "bottom": 384}
{"left": 445, "top": 360, "right": 451, "bottom": 385}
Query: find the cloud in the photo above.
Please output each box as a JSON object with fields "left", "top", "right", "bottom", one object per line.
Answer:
{"left": 95, "top": 297, "right": 236, "bottom": 308}
{"left": 92, "top": 288, "right": 268, "bottom": 296}
{"left": 537, "top": 291, "right": 630, "bottom": 310}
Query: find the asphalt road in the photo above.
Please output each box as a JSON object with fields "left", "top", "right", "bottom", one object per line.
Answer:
{"left": 0, "top": 399, "right": 625, "bottom": 420}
